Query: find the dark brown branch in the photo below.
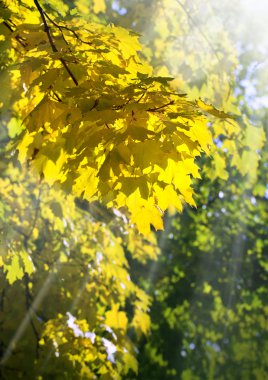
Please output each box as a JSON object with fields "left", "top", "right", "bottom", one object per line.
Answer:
{"left": 89, "top": 99, "right": 99, "bottom": 111}
{"left": 136, "top": 91, "right": 146, "bottom": 103}
{"left": 51, "top": 90, "right": 62, "bottom": 102}
{"left": 0, "top": 289, "right": 5, "bottom": 312}
{"left": 13, "top": 226, "right": 28, "bottom": 240}
{"left": 3, "top": 20, "right": 13, "bottom": 32}
{"left": 111, "top": 99, "right": 130, "bottom": 110}
{"left": 147, "top": 100, "right": 175, "bottom": 112}
{"left": 33, "top": 0, "right": 57, "bottom": 53}
{"left": 3, "top": 21, "right": 27, "bottom": 48}
{"left": 43, "top": 13, "right": 70, "bottom": 48}
{"left": 43, "top": 13, "right": 70, "bottom": 47}
{"left": 33, "top": 0, "right": 78, "bottom": 86}
{"left": 43, "top": 11, "right": 93, "bottom": 46}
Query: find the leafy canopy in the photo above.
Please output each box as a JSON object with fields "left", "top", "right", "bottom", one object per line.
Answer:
{"left": 0, "top": 0, "right": 227, "bottom": 234}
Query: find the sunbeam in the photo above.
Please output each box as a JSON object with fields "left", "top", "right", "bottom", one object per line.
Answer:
{"left": 0, "top": 260, "right": 61, "bottom": 365}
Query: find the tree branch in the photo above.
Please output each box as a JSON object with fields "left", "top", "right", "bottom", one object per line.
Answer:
{"left": 175, "top": 0, "right": 221, "bottom": 63}
{"left": 147, "top": 100, "right": 175, "bottom": 112}
{"left": 43, "top": 10, "right": 93, "bottom": 46}
{"left": 25, "top": 187, "right": 42, "bottom": 242}
{"left": 33, "top": 0, "right": 78, "bottom": 86}
{"left": 3, "top": 21, "right": 27, "bottom": 48}
{"left": 0, "top": 289, "right": 5, "bottom": 312}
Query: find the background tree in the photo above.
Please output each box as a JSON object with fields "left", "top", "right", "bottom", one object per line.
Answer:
{"left": 107, "top": 1, "right": 268, "bottom": 379}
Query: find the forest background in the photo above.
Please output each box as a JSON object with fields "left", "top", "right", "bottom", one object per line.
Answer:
{"left": 0, "top": 0, "right": 268, "bottom": 379}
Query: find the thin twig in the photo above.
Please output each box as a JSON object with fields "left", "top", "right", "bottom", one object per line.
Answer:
{"left": 43, "top": 11, "right": 93, "bottom": 46}
{"left": 89, "top": 99, "right": 99, "bottom": 111}
{"left": 0, "top": 289, "right": 5, "bottom": 312}
{"left": 175, "top": 0, "right": 221, "bottom": 63}
{"left": 136, "top": 91, "right": 146, "bottom": 103}
{"left": 24, "top": 281, "right": 48, "bottom": 322}
{"left": 33, "top": 0, "right": 78, "bottom": 86}
{"left": 175, "top": 0, "right": 234, "bottom": 99}
{"left": 147, "top": 100, "right": 175, "bottom": 112}
{"left": 25, "top": 187, "right": 42, "bottom": 242}
{"left": 51, "top": 90, "right": 62, "bottom": 102}
{"left": 3, "top": 21, "right": 27, "bottom": 48}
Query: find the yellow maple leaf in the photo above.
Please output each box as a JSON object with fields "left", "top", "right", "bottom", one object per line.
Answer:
{"left": 154, "top": 184, "right": 183, "bottom": 212}
{"left": 126, "top": 189, "right": 163, "bottom": 235}
{"left": 105, "top": 303, "right": 128, "bottom": 332}
{"left": 93, "top": 0, "right": 106, "bottom": 14}
{"left": 4, "top": 255, "right": 23, "bottom": 284}
{"left": 132, "top": 309, "right": 150, "bottom": 335}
